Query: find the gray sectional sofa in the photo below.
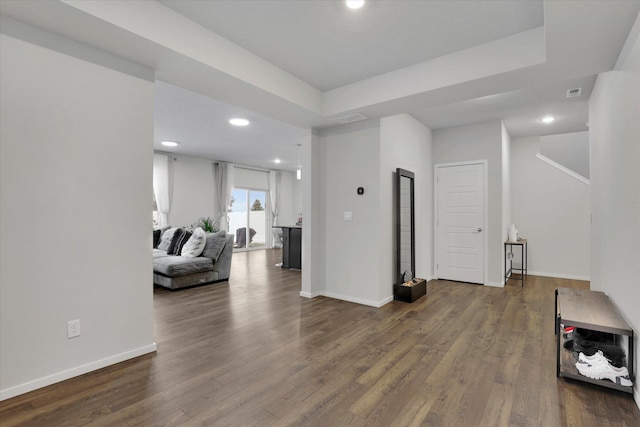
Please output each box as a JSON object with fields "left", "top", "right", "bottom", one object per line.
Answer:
{"left": 153, "top": 228, "right": 233, "bottom": 290}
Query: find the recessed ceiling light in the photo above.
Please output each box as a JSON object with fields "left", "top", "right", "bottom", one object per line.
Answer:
{"left": 346, "top": 0, "right": 365, "bottom": 9}
{"left": 540, "top": 116, "right": 555, "bottom": 124}
{"left": 161, "top": 141, "right": 179, "bottom": 147}
{"left": 229, "top": 118, "right": 250, "bottom": 126}
{"left": 274, "top": 158, "right": 281, "bottom": 164}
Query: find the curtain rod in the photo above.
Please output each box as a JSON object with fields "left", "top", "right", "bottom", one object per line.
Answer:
{"left": 232, "top": 165, "right": 271, "bottom": 173}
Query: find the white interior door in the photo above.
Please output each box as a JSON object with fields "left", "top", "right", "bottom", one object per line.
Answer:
{"left": 436, "top": 163, "right": 485, "bottom": 284}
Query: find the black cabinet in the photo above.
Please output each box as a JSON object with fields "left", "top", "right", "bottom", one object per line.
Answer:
{"left": 280, "top": 226, "right": 301, "bottom": 269}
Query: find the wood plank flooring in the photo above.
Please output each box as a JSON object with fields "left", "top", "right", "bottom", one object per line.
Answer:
{"left": 1, "top": 249, "right": 638, "bottom": 426}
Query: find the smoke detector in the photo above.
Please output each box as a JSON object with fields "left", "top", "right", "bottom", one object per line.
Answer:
{"left": 332, "top": 113, "right": 368, "bottom": 124}
{"left": 566, "top": 88, "right": 582, "bottom": 98}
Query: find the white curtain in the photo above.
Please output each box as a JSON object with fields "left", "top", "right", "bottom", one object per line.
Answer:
{"left": 269, "top": 171, "right": 282, "bottom": 247}
{"left": 214, "top": 162, "right": 235, "bottom": 231}
{"left": 269, "top": 171, "right": 281, "bottom": 226}
{"left": 153, "top": 154, "right": 170, "bottom": 226}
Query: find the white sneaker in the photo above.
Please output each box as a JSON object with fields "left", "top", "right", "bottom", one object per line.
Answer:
{"left": 575, "top": 352, "right": 633, "bottom": 386}
{"left": 577, "top": 350, "right": 609, "bottom": 365}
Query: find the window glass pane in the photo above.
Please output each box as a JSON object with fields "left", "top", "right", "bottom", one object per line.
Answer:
{"left": 228, "top": 188, "right": 268, "bottom": 249}
{"left": 249, "top": 191, "right": 266, "bottom": 248}
{"left": 229, "top": 189, "right": 248, "bottom": 248}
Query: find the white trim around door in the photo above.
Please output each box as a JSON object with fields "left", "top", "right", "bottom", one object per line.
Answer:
{"left": 434, "top": 160, "right": 489, "bottom": 285}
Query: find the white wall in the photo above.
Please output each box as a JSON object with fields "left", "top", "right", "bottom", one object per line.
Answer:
{"left": 380, "top": 114, "right": 433, "bottom": 301}
{"left": 540, "top": 131, "right": 590, "bottom": 179}
{"left": 511, "top": 136, "right": 591, "bottom": 280}
{"left": 0, "top": 33, "right": 156, "bottom": 399}
{"left": 301, "top": 130, "right": 324, "bottom": 298}
{"left": 501, "top": 122, "right": 512, "bottom": 268}
{"left": 165, "top": 154, "right": 216, "bottom": 228}
{"left": 589, "top": 14, "right": 640, "bottom": 405}
{"left": 301, "top": 116, "right": 432, "bottom": 307}
{"left": 157, "top": 153, "right": 299, "bottom": 238}
{"left": 278, "top": 172, "right": 300, "bottom": 226}
{"left": 432, "top": 120, "right": 505, "bottom": 286}
{"left": 321, "top": 122, "right": 382, "bottom": 306}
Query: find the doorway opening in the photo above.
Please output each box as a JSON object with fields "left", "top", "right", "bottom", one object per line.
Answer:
{"left": 229, "top": 188, "right": 268, "bottom": 250}
{"left": 434, "top": 161, "right": 487, "bottom": 285}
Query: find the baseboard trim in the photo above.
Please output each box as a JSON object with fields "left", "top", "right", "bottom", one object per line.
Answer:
{"left": 378, "top": 295, "right": 394, "bottom": 307}
{"left": 302, "top": 291, "right": 390, "bottom": 308}
{"left": 485, "top": 281, "right": 505, "bottom": 288}
{"left": 0, "top": 343, "right": 157, "bottom": 401}
{"left": 527, "top": 271, "right": 590, "bottom": 281}
{"left": 535, "top": 153, "right": 590, "bottom": 185}
{"left": 299, "top": 290, "right": 323, "bottom": 298}
{"left": 321, "top": 291, "right": 383, "bottom": 308}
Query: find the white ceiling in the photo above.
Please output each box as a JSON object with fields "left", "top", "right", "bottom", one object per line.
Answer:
{"left": 159, "top": 0, "right": 544, "bottom": 90}
{"left": 1, "top": 0, "right": 639, "bottom": 172}
{"left": 155, "top": 80, "right": 309, "bottom": 171}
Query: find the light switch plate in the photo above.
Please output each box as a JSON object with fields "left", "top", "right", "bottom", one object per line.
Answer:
{"left": 67, "top": 319, "right": 81, "bottom": 339}
{"left": 344, "top": 211, "right": 353, "bottom": 221}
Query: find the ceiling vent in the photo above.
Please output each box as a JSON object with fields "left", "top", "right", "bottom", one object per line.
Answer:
{"left": 566, "top": 87, "right": 582, "bottom": 98}
{"left": 332, "top": 113, "right": 368, "bottom": 124}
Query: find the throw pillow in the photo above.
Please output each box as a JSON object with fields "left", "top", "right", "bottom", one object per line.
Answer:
{"left": 202, "top": 230, "right": 228, "bottom": 262}
{"left": 157, "top": 227, "right": 177, "bottom": 251}
{"left": 167, "top": 228, "right": 190, "bottom": 255}
{"left": 181, "top": 227, "right": 207, "bottom": 258}
{"left": 167, "top": 228, "right": 184, "bottom": 255}
{"left": 153, "top": 229, "right": 162, "bottom": 248}
{"left": 175, "top": 230, "right": 192, "bottom": 254}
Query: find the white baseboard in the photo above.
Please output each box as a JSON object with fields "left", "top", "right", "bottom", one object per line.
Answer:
{"left": 378, "top": 295, "right": 394, "bottom": 307}
{"left": 0, "top": 343, "right": 157, "bottom": 401}
{"left": 321, "top": 291, "right": 385, "bottom": 308}
{"left": 485, "top": 281, "right": 505, "bottom": 288}
{"left": 535, "top": 153, "right": 590, "bottom": 185}
{"left": 299, "top": 290, "right": 322, "bottom": 298}
{"left": 527, "top": 271, "right": 590, "bottom": 281}
{"left": 301, "top": 290, "right": 391, "bottom": 308}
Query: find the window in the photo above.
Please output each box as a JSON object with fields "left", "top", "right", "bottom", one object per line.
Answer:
{"left": 228, "top": 188, "right": 268, "bottom": 249}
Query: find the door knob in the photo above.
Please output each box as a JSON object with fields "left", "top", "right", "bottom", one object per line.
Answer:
{"left": 477, "top": 227, "right": 483, "bottom": 232}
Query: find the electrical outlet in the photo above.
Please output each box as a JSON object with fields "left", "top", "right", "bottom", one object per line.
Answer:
{"left": 67, "top": 319, "right": 81, "bottom": 339}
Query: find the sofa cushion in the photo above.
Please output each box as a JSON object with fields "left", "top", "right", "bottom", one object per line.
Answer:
{"left": 157, "top": 227, "right": 178, "bottom": 251}
{"left": 181, "top": 227, "right": 207, "bottom": 258}
{"left": 202, "top": 230, "right": 228, "bottom": 262}
{"left": 153, "top": 249, "right": 171, "bottom": 259}
{"left": 153, "top": 256, "right": 214, "bottom": 277}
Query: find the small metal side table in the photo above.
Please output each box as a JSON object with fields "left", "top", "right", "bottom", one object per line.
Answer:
{"left": 504, "top": 238, "right": 527, "bottom": 287}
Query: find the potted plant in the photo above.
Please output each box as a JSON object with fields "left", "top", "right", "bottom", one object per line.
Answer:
{"left": 197, "top": 217, "right": 219, "bottom": 232}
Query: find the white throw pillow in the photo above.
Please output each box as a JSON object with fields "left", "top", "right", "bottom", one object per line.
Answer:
{"left": 181, "top": 227, "right": 207, "bottom": 258}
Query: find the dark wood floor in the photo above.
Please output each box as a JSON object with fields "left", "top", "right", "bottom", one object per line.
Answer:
{"left": 1, "top": 249, "right": 638, "bottom": 426}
